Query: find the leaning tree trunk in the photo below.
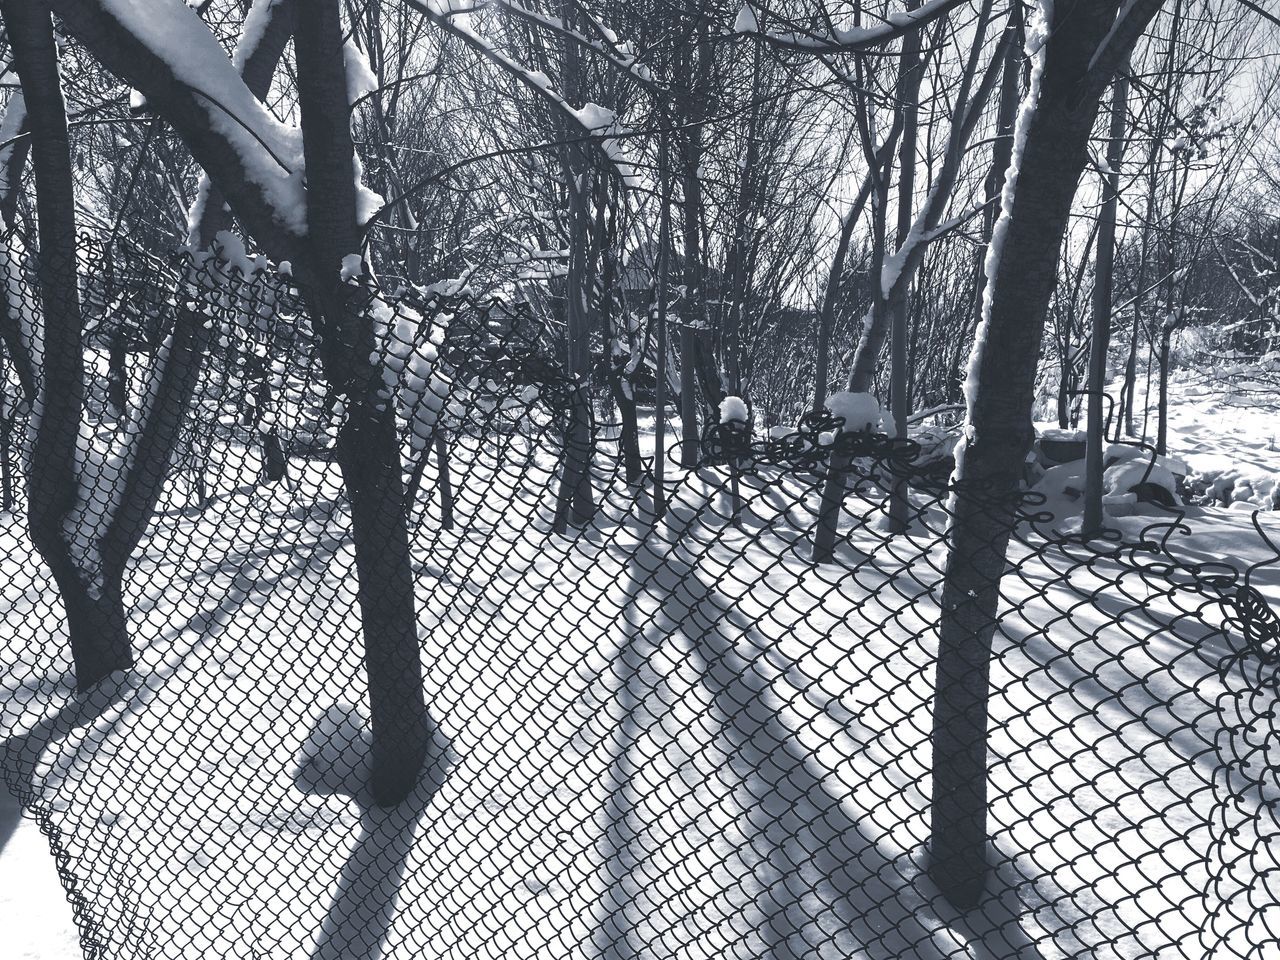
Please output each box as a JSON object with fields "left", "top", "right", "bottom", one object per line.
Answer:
{"left": 8, "top": 0, "right": 302, "bottom": 690}
{"left": 295, "top": 0, "right": 427, "bottom": 807}
{"left": 4, "top": 0, "right": 133, "bottom": 688}
{"left": 811, "top": 176, "right": 891, "bottom": 565}
{"left": 930, "top": 0, "right": 1163, "bottom": 909}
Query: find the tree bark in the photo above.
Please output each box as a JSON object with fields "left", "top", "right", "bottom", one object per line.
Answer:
{"left": 930, "top": 0, "right": 1163, "bottom": 908}
{"left": 595, "top": 183, "right": 642, "bottom": 484}
{"left": 4, "top": 0, "right": 134, "bottom": 688}
{"left": 556, "top": 1, "right": 595, "bottom": 523}
{"left": 1083, "top": 71, "right": 1129, "bottom": 535}
{"left": 107, "top": 332, "right": 128, "bottom": 419}
{"left": 679, "top": 156, "right": 717, "bottom": 465}
{"left": 675, "top": 4, "right": 721, "bottom": 465}
{"left": 813, "top": 170, "right": 875, "bottom": 410}
{"left": 886, "top": 18, "right": 925, "bottom": 534}
{"left": 294, "top": 0, "right": 427, "bottom": 807}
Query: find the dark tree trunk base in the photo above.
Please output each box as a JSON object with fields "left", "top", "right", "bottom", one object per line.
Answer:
{"left": 64, "top": 574, "right": 134, "bottom": 692}
{"left": 336, "top": 413, "right": 429, "bottom": 809}
{"left": 812, "top": 456, "right": 848, "bottom": 564}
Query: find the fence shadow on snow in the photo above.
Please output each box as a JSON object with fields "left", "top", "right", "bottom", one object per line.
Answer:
{"left": 0, "top": 231, "right": 1278, "bottom": 959}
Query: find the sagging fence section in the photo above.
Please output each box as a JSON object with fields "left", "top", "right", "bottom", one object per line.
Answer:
{"left": 0, "top": 231, "right": 1278, "bottom": 959}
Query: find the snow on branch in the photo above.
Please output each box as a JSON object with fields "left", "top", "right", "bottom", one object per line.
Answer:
{"left": 402, "top": 0, "right": 642, "bottom": 188}
{"left": 733, "top": 0, "right": 969, "bottom": 52}
{"left": 487, "top": 0, "right": 657, "bottom": 89}
{"left": 92, "top": 0, "right": 308, "bottom": 235}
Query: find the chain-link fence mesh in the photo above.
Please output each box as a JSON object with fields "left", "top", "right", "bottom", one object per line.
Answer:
{"left": 1, "top": 229, "right": 1278, "bottom": 959}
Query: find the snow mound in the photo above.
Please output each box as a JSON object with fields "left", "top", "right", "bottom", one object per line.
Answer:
{"left": 719, "top": 395, "right": 748, "bottom": 424}
{"left": 825, "top": 391, "right": 880, "bottom": 433}
{"left": 1040, "top": 427, "right": 1087, "bottom": 442}
{"left": 1033, "top": 454, "right": 1182, "bottom": 521}
{"left": 1189, "top": 466, "right": 1280, "bottom": 510}
{"left": 910, "top": 424, "right": 959, "bottom": 465}
{"left": 1104, "top": 459, "right": 1180, "bottom": 504}
{"left": 1105, "top": 442, "right": 1188, "bottom": 477}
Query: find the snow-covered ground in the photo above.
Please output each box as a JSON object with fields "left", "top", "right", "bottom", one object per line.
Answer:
{"left": 0, "top": 786, "right": 82, "bottom": 959}
{"left": 1, "top": 372, "right": 1278, "bottom": 960}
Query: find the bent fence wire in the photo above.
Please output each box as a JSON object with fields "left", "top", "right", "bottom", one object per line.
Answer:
{"left": 0, "top": 231, "right": 1278, "bottom": 960}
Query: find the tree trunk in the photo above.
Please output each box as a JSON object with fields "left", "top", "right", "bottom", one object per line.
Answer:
{"left": 4, "top": 0, "right": 134, "bottom": 688}
{"left": 723, "top": 41, "right": 764, "bottom": 404}
{"left": 1083, "top": 71, "right": 1129, "bottom": 535}
{"left": 434, "top": 430, "right": 454, "bottom": 531}
{"left": 61, "top": 573, "right": 131, "bottom": 686}
{"left": 555, "top": 0, "right": 596, "bottom": 521}
{"left": 930, "top": 0, "right": 1162, "bottom": 908}
{"left": 295, "top": 0, "right": 427, "bottom": 807}
{"left": 674, "top": 9, "right": 721, "bottom": 465}
{"left": 609, "top": 374, "right": 643, "bottom": 484}
{"left": 653, "top": 127, "right": 673, "bottom": 518}
{"left": 107, "top": 332, "right": 128, "bottom": 420}
{"left": 887, "top": 21, "right": 924, "bottom": 535}
{"left": 678, "top": 158, "right": 714, "bottom": 466}
{"left": 1156, "top": 325, "right": 1171, "bottom": 456}
{"left": 99, "top": 306, "right": 213, "bottom": 570}
{"left": 0, "top": 357, "right": 11, "bottom": 511}
{"left": 813, "top": 173, "right": 875, "bottom": 410}
{"left": 594, "top": 183, "right": 642, "bottom": 485}
{"left": 812, "top": 177, "right": 891, "bottom": 564}
{"left": 553, "top": 382, "right": 594, "bottom": 532}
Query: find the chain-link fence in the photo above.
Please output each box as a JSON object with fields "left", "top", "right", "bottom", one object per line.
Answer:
{"left": 1, "top": 229, "right": 1277, "bottom": 959}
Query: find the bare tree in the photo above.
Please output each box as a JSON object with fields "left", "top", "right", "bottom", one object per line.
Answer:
{"left": 930, "top": 0, "right": 1163, "bottom": 907}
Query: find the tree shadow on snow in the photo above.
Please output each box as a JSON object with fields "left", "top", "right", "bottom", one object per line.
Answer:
{"left": 298, "top": 700, "right": 454, "bottom": 960}
{"left": 589, "top": 521, "right": 1049, "bottom": 960}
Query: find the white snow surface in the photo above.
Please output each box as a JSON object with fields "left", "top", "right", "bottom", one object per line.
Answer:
{"left": 344, "top": 41, "right": 379, "bottom": 104}
{"left": 0, "top": 788, "right": 81, "bottom": 959}
{"left": 1, "top": 369, "right": 1278, "bottom": 960}
{"left": 825, "top": 390, "right": 880, "bottom": 432}
{"left": 719, "top": 395, "right": 748, "bottom": 424}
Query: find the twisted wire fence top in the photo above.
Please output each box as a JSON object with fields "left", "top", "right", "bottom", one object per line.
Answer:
{"left": 0, "top": 227, "right": 1277, "bottom": 960}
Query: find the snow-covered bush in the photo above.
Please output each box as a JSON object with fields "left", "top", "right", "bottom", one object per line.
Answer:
{"left": 825, "top": 391, "right": 880, "bottom": 433}
{"left": 910, "top": 424, "right": 960, "bottom": 466}
{"left": 1033, "top": 450, "right": 1183, "bottom": 520}
{"left": 1187, "top": 466, "right": 1280, "bottom": 511}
